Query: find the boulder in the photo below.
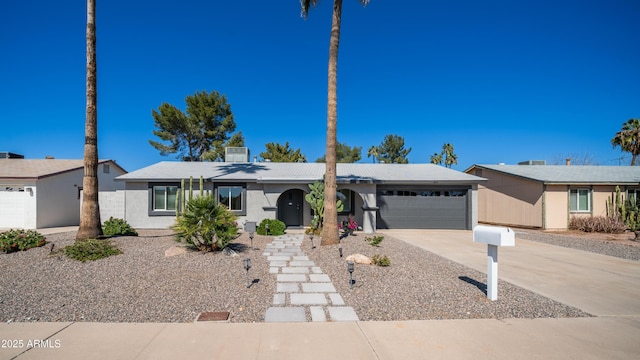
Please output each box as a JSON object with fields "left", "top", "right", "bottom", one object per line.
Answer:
{"left": 164, "top": 246, "right": 187, "bottom": 257}
{"left": 346, "top": 253, "right": 372, "bottom": 265}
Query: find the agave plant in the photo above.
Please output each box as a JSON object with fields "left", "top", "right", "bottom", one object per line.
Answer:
{"left": 173, "top": 195, "right": 238, "bottom": 251}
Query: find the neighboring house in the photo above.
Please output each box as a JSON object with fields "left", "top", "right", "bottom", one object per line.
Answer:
{"left": 116, "top": 162, "right": 485, "bottom": 232}
{"left": 464, "top": 163, "right": 640, "bottom": 230}
{"left": 0, "top": 157, "right": 126, "bottom": 229}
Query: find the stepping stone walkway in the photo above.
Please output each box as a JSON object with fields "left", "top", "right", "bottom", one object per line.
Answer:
{"left": 263, "top": 234, "right": 359, "bottom": 323}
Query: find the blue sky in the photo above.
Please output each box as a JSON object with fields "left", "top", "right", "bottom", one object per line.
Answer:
{"left": 1, "top": 0, "right": 638, "bottom": 172}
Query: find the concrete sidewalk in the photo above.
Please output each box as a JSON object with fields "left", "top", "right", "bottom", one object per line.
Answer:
{"left": 2, "top": 317, "right": 639, "bottom": 359}
{"left": 2, "top": 228, "right": 639, "bottom": 359}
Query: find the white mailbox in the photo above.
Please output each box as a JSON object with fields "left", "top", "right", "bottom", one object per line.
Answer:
{"left": 473, "top": 225, "right": 515, "bottom": 247}
{"left": 472, "top": 225, "right": 515, "bottom": 301}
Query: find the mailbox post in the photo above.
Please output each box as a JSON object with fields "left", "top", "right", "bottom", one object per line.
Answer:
{"left": 473, "top": 225, "right": 515, "bottom": 301}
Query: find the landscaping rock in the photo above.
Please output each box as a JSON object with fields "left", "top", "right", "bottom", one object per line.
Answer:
{"left": 164, "top": 246, "right": 187, "bottom": 257}
{"left": 345, "top": 253, "right": 372, "bottom": 265}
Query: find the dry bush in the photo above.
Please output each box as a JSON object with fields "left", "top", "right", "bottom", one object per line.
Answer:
{"left": 569, "top": 216, "right": 626, "bottom": 234}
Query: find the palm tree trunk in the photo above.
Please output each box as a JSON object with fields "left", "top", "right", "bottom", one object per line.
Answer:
{"left": 77, "top": 0, "right": 103, "bottom": 240}
{"left": 321, "top": 0, "right": 342, "bottom": 245}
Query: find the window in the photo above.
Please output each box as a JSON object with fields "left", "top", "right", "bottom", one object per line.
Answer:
{"left": 153, "top": 186, "right": 177, "bottom": 211}
{"left": 569, "top": 189, "right": 590, "bottom": 212}
{"left": 218, "top": 186, "right": 243, "bottom": 211}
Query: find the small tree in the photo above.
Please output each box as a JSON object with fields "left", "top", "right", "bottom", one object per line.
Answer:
{"left": 260, "top": 142, "right": 307, "bottom": 162}
{"left": 316, "top": 141, "right": 362, "bottom": 163}
{"left": 375, "top": 134, "right": 411, "bottom": 164}
{"left": 150, "top": 90, "right": 236, "bottom": 161}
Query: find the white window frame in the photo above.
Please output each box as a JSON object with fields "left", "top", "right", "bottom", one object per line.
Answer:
{"left": 569, "top": 188, "right": 591, "bottom": 213}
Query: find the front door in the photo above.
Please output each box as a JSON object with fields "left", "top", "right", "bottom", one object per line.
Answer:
{"left": 278, "top": 190, "right": 303, "bottom": 227}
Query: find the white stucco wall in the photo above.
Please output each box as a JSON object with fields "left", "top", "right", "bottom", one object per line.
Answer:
{"left": 36, "top": 169, "right": 83, "bottom": 228}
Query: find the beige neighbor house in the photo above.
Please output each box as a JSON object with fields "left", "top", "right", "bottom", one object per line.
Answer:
{"left": 0, "top": 155, "right": 126, "bottom": 230}
{"left": 464, "top": 163, "right": 640, "bottom": 230}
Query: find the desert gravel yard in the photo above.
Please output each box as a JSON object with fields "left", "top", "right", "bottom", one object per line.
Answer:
{"left": 1, "top": 228, "right": 636, "bottom": 323}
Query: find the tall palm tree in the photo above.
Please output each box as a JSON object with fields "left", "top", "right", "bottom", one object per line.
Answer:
{"left": 367, "top": 145, "right": 379, "bottom": 163}
{"left": 301, "top": 0, "right": 370, "bottom": 245}
{"left": 612, "top": 118, "right": 640, "bottom": 166}
{"left": 76, "top": 0, "right": 102, "bottom": 240}
{"left": 442, "top": 143, "right": 458, "bottom": 168}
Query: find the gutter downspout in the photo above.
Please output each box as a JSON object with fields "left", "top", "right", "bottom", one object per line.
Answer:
{"left": 542, "top": 184, "right": 546, "bottom": 229}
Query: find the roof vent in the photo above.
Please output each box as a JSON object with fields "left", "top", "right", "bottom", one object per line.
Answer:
{"left": 518, "top": 160, "right": 545, "bottom": 166}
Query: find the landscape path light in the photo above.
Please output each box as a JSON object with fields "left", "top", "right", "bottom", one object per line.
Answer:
{"left": 244, "top": 258, "right": 251, "bottom": 288}
{"left": 309, "top": 234, "right": 315, "bottom": 249}
{"left": 347, "top": 260, "right": 355, "bottom": 289}
{"left": 338, "top": 247, "right": 343, "bottom": 257}
{"left": 244, "top": 221, "right": 256, "bottom": 250}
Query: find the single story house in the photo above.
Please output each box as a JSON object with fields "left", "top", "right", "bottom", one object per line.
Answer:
{"left": 0, "top": 157, "right": 126, "bottom": 229}
{"left": 464, "top": 163, "right": 640, "bottom": 230}
{"left": 115, "top": 162, "right": 486, "bottom": 232}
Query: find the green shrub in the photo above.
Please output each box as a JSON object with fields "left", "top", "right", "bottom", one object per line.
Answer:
{"left": 173, "top": 195, "right": 238, "bottom": 251}
{"left": 63, "top": 239, "right": 122, "bottom": 262}
{"left": 372, "top": 254, "right": 391, "bottom": 267}
{"left": 102, "top": 217, "right": 138, "bottom": 236}
{"left": 0, "top": 229, "right": 47, "bottom": 253}
{"left": 257, "top": 218, "right": 286, "bottom": 236}
{"left": 569, "top": 216, "right": 626, "bottom": 234}
{"left": 365, "top": 235, "right": 384, "bottom": 247}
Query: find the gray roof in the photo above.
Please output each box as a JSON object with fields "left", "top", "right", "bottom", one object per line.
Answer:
{"left": 469, "top": 164, "right": 640, "bottom": 185}
{"left": 116, "top": 162, "right": 485, "bottom": 185}
{"left": 0, "top": 159, "right": 125, "bottom": 179}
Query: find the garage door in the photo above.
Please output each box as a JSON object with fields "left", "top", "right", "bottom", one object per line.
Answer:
{"left": 376, "top": 188, "right": 468, "bottom": 229}
{"left": 0, "top": 190, "right": 26, "bottom": 228}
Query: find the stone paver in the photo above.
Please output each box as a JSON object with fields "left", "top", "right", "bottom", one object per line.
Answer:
{"left": 276, "top": 283, "right": 299, "bottom": 293}
{"left": 302, "top": 283, "right": 336, "bottom": 293}
{"left": 310, "top": 306, "right": 327, "bottom": 322}
{"left": 264, "top": 307, "right": 306, "bottom": 322}
{"left": 264, "top": 234, "right": 359, "bottom": 323}
{"left": 277, "top": 274, "right": 307, "bottom": 282}
{"left": 309, "top": 274, "right": 331, "bottom": 282}
{"left": 290, "top": 293, "right": 327, "bottom": 305}
{"left": 329, "top": 293, "right": 345, "bottom": 306}
{"left": 327, "top": 307, "right": 359, "bottom": 321}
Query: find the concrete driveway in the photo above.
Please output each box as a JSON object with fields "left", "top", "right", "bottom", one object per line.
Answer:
{"left": 378, "top": 229, "right": 640, "bottom": 317}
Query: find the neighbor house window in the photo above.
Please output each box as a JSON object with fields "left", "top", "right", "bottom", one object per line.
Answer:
{"left": 569, "top": 189, "right": 590, "bottom": 212}
{"left": 153, "top": 186, "right": 177, "bottom": 211}
{"left": 218, "top": 186, "right": 243, "bottom": 211}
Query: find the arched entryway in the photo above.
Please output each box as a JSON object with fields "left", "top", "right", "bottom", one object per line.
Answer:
{"left": 277, "top": 189, "right": 304, "bottom": 227}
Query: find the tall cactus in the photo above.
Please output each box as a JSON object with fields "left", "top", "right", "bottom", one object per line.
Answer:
{"left": 199, "top": 176, "right": 204, "bottom": 197}
{"left": 181, "top": 178, "right": 186, "bottom": 215}
{"left": 305, "top": 179, "right": 343, "bottom": 230}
